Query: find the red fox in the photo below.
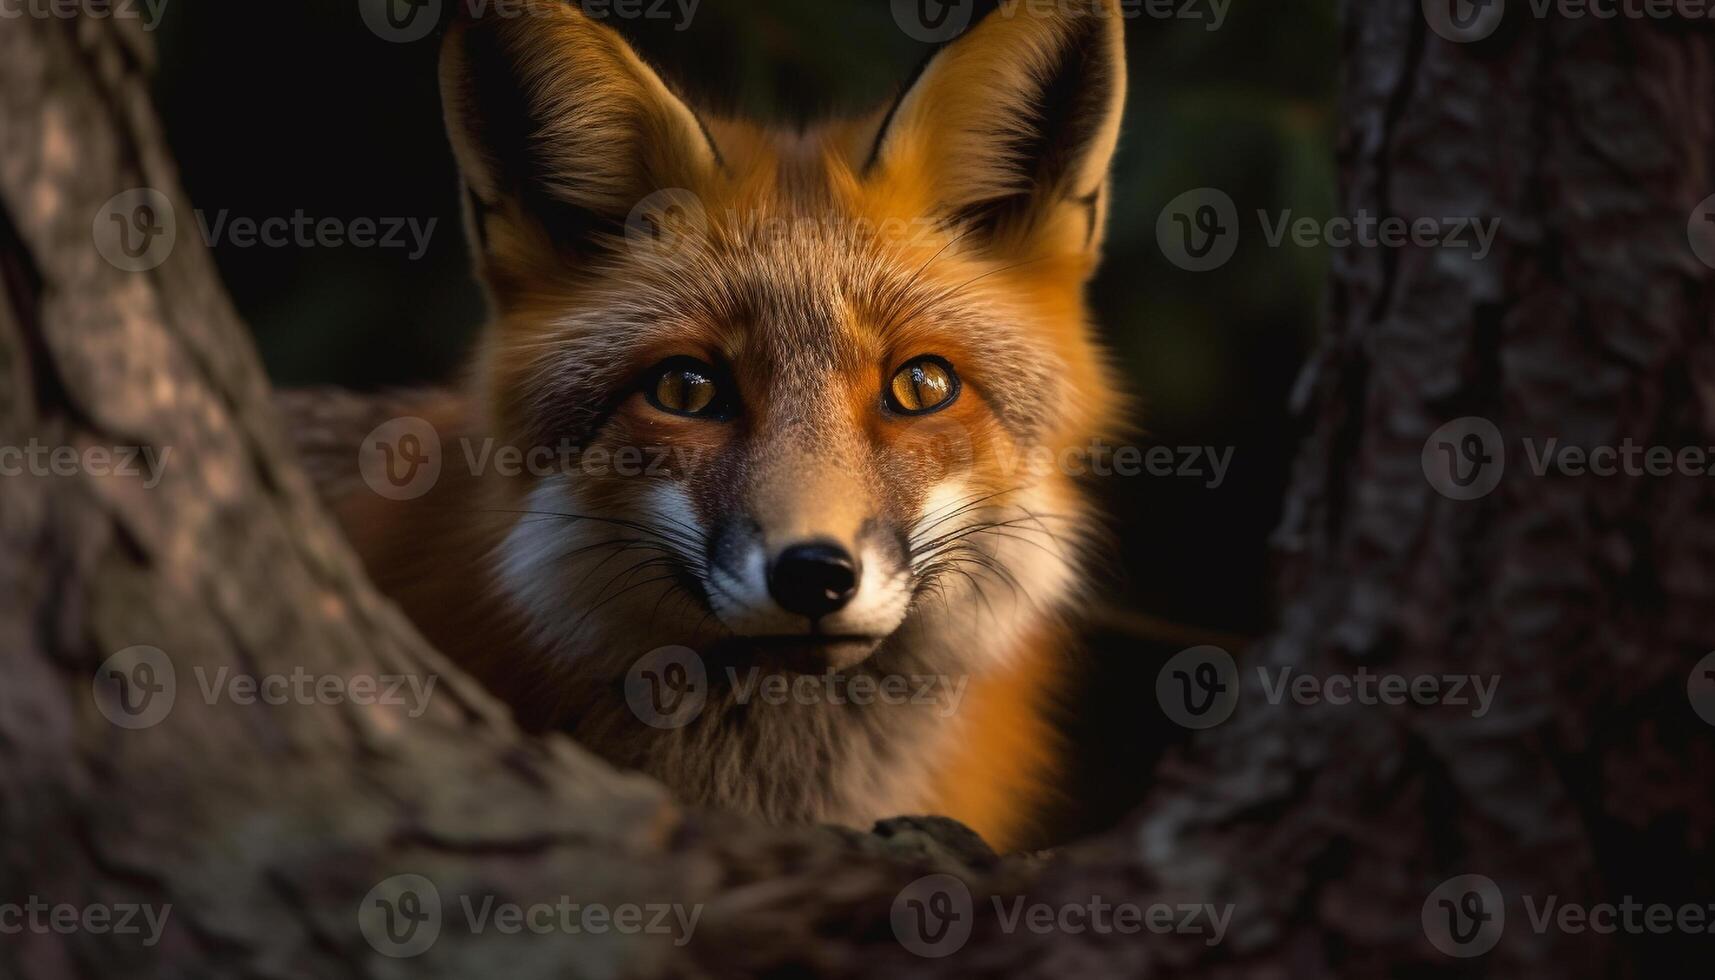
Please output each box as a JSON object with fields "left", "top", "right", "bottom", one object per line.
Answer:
{"left": 295, "top": 0, "right": 1127, "bottom": 850}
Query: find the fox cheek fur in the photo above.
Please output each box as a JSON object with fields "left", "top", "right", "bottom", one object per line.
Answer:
{"left": 323, "top": 0, "right": 1128, "bottom": 850}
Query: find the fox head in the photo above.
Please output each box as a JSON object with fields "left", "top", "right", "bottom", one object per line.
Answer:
{"left": 440, "top": 0, "right": 1126, "bottom": 678}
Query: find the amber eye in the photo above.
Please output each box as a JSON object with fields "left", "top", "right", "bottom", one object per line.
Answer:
{"left": 646, "top": 357, "right": 729, "bottom": 418}
{"left": 886, "top": 356, "right": 960, "bottom": 415}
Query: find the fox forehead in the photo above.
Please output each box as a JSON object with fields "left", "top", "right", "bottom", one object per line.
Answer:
{"left": 489, "top": 169, "right": 1071, "bottom": 446}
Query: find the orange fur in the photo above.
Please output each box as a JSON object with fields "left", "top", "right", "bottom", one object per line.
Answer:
{"left": 929, "top": 625, "right": 1071, "bottom": 849}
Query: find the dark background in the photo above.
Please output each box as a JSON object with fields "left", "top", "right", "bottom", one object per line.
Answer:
{"left": 150, "top": 0, "right": 1337, "bottom": 836}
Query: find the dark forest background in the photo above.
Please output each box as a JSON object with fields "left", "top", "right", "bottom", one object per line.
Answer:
{"left": 149, "top": 0, "right": 1338, "bottom": 835}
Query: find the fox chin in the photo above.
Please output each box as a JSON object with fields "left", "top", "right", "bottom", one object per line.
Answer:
{"left": 294, "top": 0, "right": 1129, "bottom": 852}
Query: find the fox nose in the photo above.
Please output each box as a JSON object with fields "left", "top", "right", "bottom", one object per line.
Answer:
{"left": 767, "top": 542, "right": 859, "bottom": 620}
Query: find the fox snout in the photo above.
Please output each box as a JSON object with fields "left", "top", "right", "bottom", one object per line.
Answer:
{"left": 704, "top": 461, "right": 915, "bottom": 661}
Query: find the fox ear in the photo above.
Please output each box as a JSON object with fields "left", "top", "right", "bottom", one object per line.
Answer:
{"left": 439, "top": 1, "right": 722, "bottom": 276}
{"left": 864, "top": 0, "right": 1126, "bottom": 257}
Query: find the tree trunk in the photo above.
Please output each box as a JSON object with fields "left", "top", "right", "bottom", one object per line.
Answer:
{"left": 2, "top": 6, "right": 1711, "bottom": 979}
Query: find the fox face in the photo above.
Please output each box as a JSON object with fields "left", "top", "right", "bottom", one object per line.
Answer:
{"left": 425, "top": 0, "right": 1127, "bottom": 842}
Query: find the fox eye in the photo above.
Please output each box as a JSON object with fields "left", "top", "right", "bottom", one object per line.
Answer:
{"left": 886, "top": 356, "right": 960, "bottom": 415}
{"left": 646, "top": 357, "right": 728, "bottom": 419}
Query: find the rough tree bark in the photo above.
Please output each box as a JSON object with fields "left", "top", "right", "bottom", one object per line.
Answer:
{"left": 2, "top": 5, "right": 1712, "bottom": 979}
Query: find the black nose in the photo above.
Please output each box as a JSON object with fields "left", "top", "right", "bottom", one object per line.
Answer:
{"left": 767, "top": 542, "right": 859, "bottom": 620}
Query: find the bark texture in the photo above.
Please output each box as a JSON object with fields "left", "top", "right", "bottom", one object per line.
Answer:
{"left": 3, "top": 5, "right": 1713, "bottom": 979}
